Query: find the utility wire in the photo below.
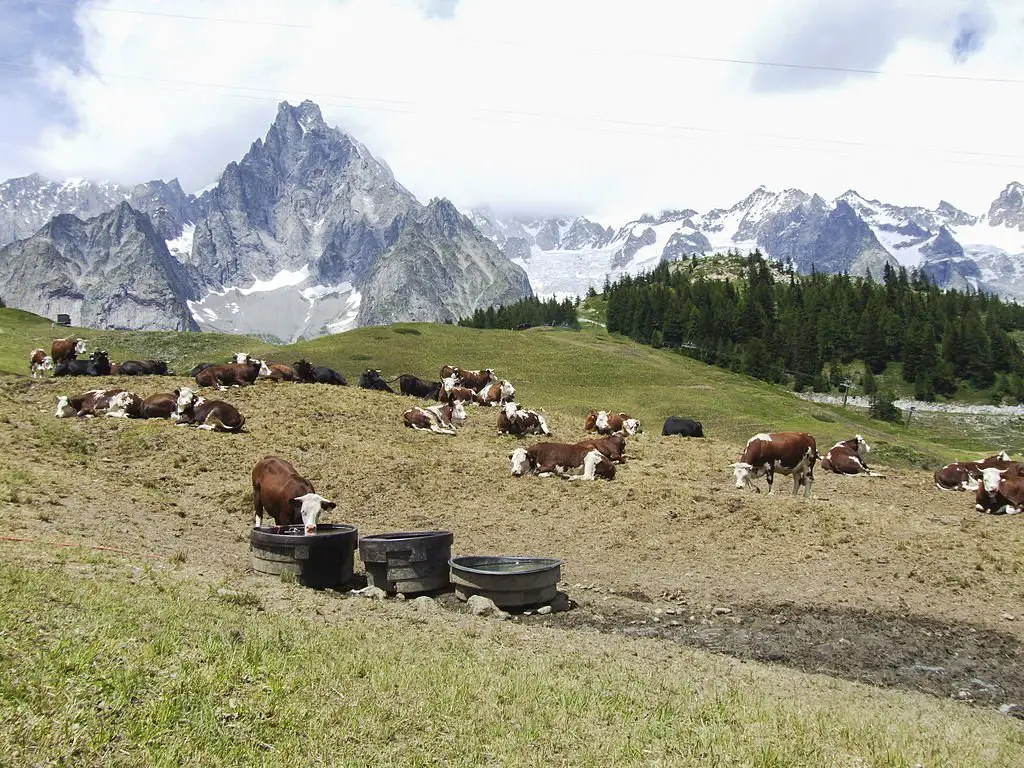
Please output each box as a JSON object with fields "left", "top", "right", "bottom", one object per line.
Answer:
{"left": 19, "top": 0, "right": 1024, "bottom": 85}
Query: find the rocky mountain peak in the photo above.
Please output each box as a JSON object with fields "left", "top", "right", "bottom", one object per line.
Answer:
{"left": 988, "top": 182, "right": 1024, "bottom": 230}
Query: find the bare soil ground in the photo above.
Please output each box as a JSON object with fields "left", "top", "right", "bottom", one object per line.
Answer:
{"left": 2, "top": 374, "right": 1023, "bottom": 713}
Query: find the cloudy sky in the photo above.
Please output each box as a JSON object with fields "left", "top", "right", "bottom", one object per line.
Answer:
{"left": 3, "top": 0, "right": 1024, "bottom": 223}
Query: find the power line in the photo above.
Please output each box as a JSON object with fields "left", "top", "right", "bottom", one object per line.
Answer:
{"left": 18, "top": 0, "right": 1024, "bottom": 85}
{"left": 3, "top": 60, "right": 1024, "bottom": 169}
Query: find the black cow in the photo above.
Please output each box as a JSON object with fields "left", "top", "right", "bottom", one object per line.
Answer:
{"left": 398, "top": 373, "right": 441, "bottom": 398}
{"left": 662, "top": 416, "right": 704, "bottom": 437}
{"left": 292, "top": 360, "right": 347, "bottom": 386}
{"left": 358, "top": 369, "right": 396, "bottom": 393}
{"left": 54, "top": 350, "right": 112, "bottom": 377}
{"left": 117, "top": 359, "right": 170, "bottom": 376}
{"left": 191, "top": 362, "right": 216, "bottom": 377}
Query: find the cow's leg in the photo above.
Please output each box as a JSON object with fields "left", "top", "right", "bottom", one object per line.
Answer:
{"left": 536, "top": 463, "right": 557, "bottom": 478}
{"left": 253, "top": 486, "right": 264, "bottom": 528}
{"left": 765, "top": 466, "right": 775, "bottom": 495}
{"left": 803, "top": 466, "right": 814, "bottom": 498}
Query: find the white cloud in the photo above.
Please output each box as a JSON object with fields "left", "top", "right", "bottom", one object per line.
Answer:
{"left": 10, "top": 0, "right": 1024, "bottom": 223}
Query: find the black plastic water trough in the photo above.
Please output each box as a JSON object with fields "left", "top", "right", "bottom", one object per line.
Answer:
{"left": 251, "top": 523, "right": 358, "bottom": 588}
{"left": 359, "top": 530, "right": 453, "bottom": 595}
{"left": 449, "top": 555, "right": 563, "bottom": 608}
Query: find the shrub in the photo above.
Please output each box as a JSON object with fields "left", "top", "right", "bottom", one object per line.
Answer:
{"left": 869, "top": 390, "right": 901, "bottom": 422}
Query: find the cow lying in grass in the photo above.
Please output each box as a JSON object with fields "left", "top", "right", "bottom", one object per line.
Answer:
{"left": 821, "top": 435, "right": 883, "bottom": 476}
{"left": 56, "top": 389, "right": 137, "bottom": 418}
{"left": 497, "top": 402, "right": 550, "bottom": 436}
{"left": 509, "top": 443, "right": 615, "bottom": 480}
{"left": 402, "top": 402, "right": 467, "bottom": 436}
{"left": 585, "top": 409, "right": 641, "bottom": 436}
{"left": 934, "top": 451, "right": 1014, "bottom": 491}
{"left": 172, "top": 387, "right": 245, "bottom": 432}
{"left": 252, "top": 456, "right": 336, "bottom": 533}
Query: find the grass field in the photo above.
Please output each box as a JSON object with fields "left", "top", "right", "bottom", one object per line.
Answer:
{"left": 2, "top": 308, "right": 1024, "bottom": 765}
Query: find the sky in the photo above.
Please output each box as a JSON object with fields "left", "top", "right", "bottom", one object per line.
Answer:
{"left": 3, "top": 0, "right": 1024, "bottom": 224}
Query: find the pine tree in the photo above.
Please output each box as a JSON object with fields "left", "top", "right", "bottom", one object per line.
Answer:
{"left": 862, "top": 367, "right": 877, "bottom": 395}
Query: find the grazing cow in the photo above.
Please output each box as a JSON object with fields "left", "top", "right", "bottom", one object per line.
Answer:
{"left": 933, "top": 451, "right": 1014, "bottom": 492}
{"left": 358, "top": 369, "right": 396, "bottom": 393}
{"left": 252, "top": 456, "right": 336, "bottom": 533}
{"left": 115, "top": 359, "right": 170, "bottom": 376}
{"left": 975, "top": 467, "right": 1024, "bottom": 515}
{"left": 55, "top": 389, "right": 138, "bottom": 418}
{"left": 821, "top": 435, "right": 883, "bottom": 476}
{"left": 497, "top": 402, "right": 550, "bottom": 436}
{"left": 194, "top": 360, "right": 269, "bottom": 389}
{"left": 172, "top": 387, "right": 246, "bottom": 432}
{"left": 509, "top": 443, "right": 615, "bottom": 480}
{"left": 574, "top": 434, "right": 627, "bottom": 463}
{"left": 732, "top": 432, "right": 818, "bottom": 496}
{"left": 398, "top": 373, "right": 442, "bottom": 399}
{"left": 475, "top": 379, "right": 516, "bottom": 406}
{"left": 292, "top": 360, "right": 347, "bottom": 386}
{"left": 191, "top": 362, "right": 216, "bottom": 377}
{"left": 51, "top": 337, "right": 87, "bottom": 365}
{"left": 53, "top": 350, "right": 111, "bottom": 377}
{"left": 402, "top": 402, "right": 467, "bottom": 436}
{"left": 137, "top": 392, "right": 178, "bottom": 419}
{"left": 585, "top": 409, "right": 642, "bottom": 436}
{"left": 662, "top": 416, "right": 704, "bottom": 438}
{"left": 29, "top": 349, "right": 53, "bottom": 378}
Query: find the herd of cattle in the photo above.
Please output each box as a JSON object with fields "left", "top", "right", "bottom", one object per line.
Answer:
{"left": 31, "top": 336, "right": 1024, "bottom": 515}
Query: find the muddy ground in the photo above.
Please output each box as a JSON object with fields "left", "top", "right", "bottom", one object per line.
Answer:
{"left": 1, "top": 375, "right": 1022, "bottom": 713}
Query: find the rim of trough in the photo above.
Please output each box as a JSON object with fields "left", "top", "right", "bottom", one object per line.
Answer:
{"left": 449, "top": 555, "right": 564, "bottom": 576}
{"left": 360, "top": 530, "right": 454, "bottom": 543}
{"left": 251, "top": 523, "right": 358, "bottom": 544}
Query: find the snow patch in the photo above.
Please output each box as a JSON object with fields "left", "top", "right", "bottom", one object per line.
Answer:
{"left": 237, "top": 265, "right": 311, "bottom": 295}
{"left": 165, "top": 223, "right": 195, "bottom": 258}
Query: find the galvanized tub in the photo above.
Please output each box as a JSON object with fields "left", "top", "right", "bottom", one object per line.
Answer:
{"left": 251, "top": 523, "right": 358, "bottom": 588}
{"left": 449, "top": 555, "right": 563, "bottom": 608}
{"left": 359, "top": 530, "right": 453, "bottom": 594}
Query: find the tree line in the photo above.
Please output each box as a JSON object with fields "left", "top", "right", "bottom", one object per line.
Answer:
{"left": 602, "top": 253, "right": 1024, "bottom": 401}
{"left": 459, "top": 296, "right": 579, "bottom": 330}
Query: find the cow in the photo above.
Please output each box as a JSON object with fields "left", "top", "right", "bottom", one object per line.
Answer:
{"left": 509, "top": 443, "right": 615, "bottom": 480}
{"left": 662, "top": 416, "right": 704, "bottom": 438}
{"left": 51, "top": 337, "right": 87, "bottom": 365}
{"left": 584, "top": 409, "right": 642, "bottom": 436}
{"left": 266, "top": 363, "right": 297, "bottom": 382}
{"left": 191, "top": 362, "right": 216, "bottom": 377}
{"left": 137, "top": 392, "right": 178, "bottom": 419}
{"left": 573, "top": 434, "right": 627, "bottom": 463}
{"left": 194, "top": 360, "right": 269, "bottom": 389}
{"left": 292, "top": 360, "right": 347, "bottom": 386}
{"left": 402, "top": 402, "right": 467, "bottom": 436}
{"left": 252, "top": 456, "right": 336, "bottom": 533}
{"left": 821, "top": 435, "right": 883, "bottom": 476}
{"left": 171, "top": 387, "right": 246, "bottom": 432}
{"left": 115, "top": 359, "right": 170, "bottom": 376}
{"left": 475, "top": 379, "right": 515, "bottom": 406}
{"left": 55, "top": 389, "right": 138, "bottom": 418}
{"left": 29, "top": 349, "right": 53, "bottom": 378}
{"left": 933, "top": 451, "right": 1014, "bottom": 492}
{"left": 53, "top": 350, "right": 112, "bottom": 377}
{"left": 445, "top": 386, "right": 478, "bottom": 404}
{"left": 975, "top": 467, "right": 1024, "bottom": 515}
{"left": 456, "top": 368, "right": 496, "bottom": 390}
{"left": 732, "top": 432, "right": 818, "bottom": 497}
{"left": 440, "top": 365, "right": 460, "bottom": 381}
{"left": 358, "top": 369, "right": 396, "bottom": 393}
{"left": 497, "top": 402, "right": 550, "bottom": 437}
{"left": 397, "top": 373, "right": 442, "bottom": 399}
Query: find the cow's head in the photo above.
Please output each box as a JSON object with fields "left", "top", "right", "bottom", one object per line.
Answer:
{"left": 594, "top": 411, "right": 610, "bottom": 432}
{"left": 485, "top": 368, "right": 496, "bottom": 382}
{"left": 982, "top": 467, "right": 1004, "bottom": 494}
{"left": 290, "top": 493, "right": 337, "bottom": 535}
{"left": 854, "top": 434, "right": 871, "bottom": 460}
{"left": 499, "top": 380, "right": 515, "bottom": 401}
{"left": 732, "top": 461, "right": 757, "bottom": 490}
{"left": 55, "top": 395, "right": 77, "bottom": 418}
{"left": 41, "top": 355, "right": 53, "bottom": 370}
{"left": 623, "top": 418, "right": 642, "bottom": 436}
{"left": 451, "top": 400, "right": 468, "bottom": 423}
{"left": 74, "top": 340, "right": 87, "bottom": 355}
{"left": 503, "top": 401, "right": 519, "bottom": 418}
{"left": 510, "top": 447, "right": 533, "bottom": 477}
{"left": 233, "top": 352, "right": 250, "bottom": 364}
{"left": 442, "top": 374, "right": 459, "bottom": 393}
{"left": 293, "top": 359, "right": 315, "bottom": 380}
{"left": 995, "top": 450, "right": 1012, "bottom": 462}
{"left": 175, "top": 387, "right": 198, "bottom": 411}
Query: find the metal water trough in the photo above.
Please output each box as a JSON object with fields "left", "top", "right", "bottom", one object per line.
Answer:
{"left": 359, "top": 530, "right": 453, "bottom": 594}
{"left": 251, "top": 523, "right": 358, "bottom": 588}
{"left": 449, "top": 555, "right": 563, "bottom": 608}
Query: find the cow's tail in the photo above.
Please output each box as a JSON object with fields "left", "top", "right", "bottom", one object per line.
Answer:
{"left": 384, "top": 374, "right": 403, "bottom": 384}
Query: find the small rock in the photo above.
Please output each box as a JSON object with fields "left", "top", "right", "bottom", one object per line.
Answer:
{"left": 350, "top": 586, "right": 387, "bottom": 600}
{"left": 466, "top": 594, "right": 509, "bottom": 620}
{"left": 653, "top": 608, "right": 664, "bottom": 616}
{"left": 394, "top": 593, "right": 406, "bottom": 601}
{"left": 537, "top": 605, "right": 552, "bottom": 615}
{"left": 410, "top": 596, "right": 438, "bottom": 613}
{"left": 216, "top": 588, "right": 240, "bottom": 598}
{"left": 592, "top": 613, "right": 605, "bottom": 622}
{"left": 954, "top": 689, "right": 974, "bottom": 702}
{"left": 1002, "top": 613, "right": 1016, "bottom": 621}
{"left": 523, "top": 610, "right": 533, "bottom": 616}
{"left": 669, "top": 620, "right": 681, "bottom": 627}
{"left": 652, "top": 616, "right": 661, "bottom": 623}
{"left": 712, "top": 606, "right": 732, "bottom": 616}
{"left": 1000, "top": 703, "right": 1024, "bottom": 720}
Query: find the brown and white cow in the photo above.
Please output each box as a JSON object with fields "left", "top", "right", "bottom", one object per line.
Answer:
{"left": 584, "top": 409, "right": 642, "bottom": 436}
{"left": 732, "top": 432, "right": 818, "bottom": 496}
{"left": 252, "top": 456, "right": 336, "bottom": 533}
{"left": 195, "top": 360, "right": 270, "bottom": 389}
{"left": 137, "top": 392, "right": 178, "bottom": 419}
{"left": 509, "top": 443, "right": 615, "bottom": 480}
{"left": 29, "top": 349, "right": 53, "bottom": 378}
{"left": 51, "top": 337, "right": 87, "bottom": 365}
{"left": 265, "top": 363, "right": 297, "bottom": 382}
{"left": 476, "top": 379, "right": 515, "bottom": 406}
{"left": 933, "top": 451, "right": 1014, "bottom": 492}
{"left": 497, "top": 402, "right": 550, "bottom": 437}
{"left": 574, "top": 434, "right": 627, "bottom": 463}
{"left": 975, "top": 467, "right": 1024, "bottom": 515}
{"left": 402, "top": 402, "right": 467, "bottom": 436}
{"left": 445, "top": 385, "right": 478, "bottom": 404}
{"left": 172, "top": 387, "right": 246, "bottom": 432}
{"left": 441, "top": 365, "right": 496, "bottom": 391}
{"left": 821, "top": 435, "right": 882, "bottom": 476}
{"left": 55, "top": 389, "right": 138, "bottom": 419}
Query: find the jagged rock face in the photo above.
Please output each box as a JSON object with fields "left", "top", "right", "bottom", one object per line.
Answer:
{"left": 0, "top": 202, "right": 198, "bottom": 330}
{"left": 128, "top": 179, "right": 198, "bottom": 240}
{"left": 502, "top": 237, "right": 532, "bottom": 262}
{"left": 357, "top": 199, "right": 532, "bottom": 326}
{"left": 661, "top": 230, "right": 712, "bottom": 262}
{"left": 561, "top": 218, "right": 612, "bottom": 250}
{"left": 611, "top": 226, "right": 656, "bottom": 269}
{"left": 920, "top": 226, "right": 965, "bottom": 260}
{"left": 0, "top": 174, "right": 130, "bottom": 245}
{"left": 922, "top": 257, "right": 982, "bottom": 291}
{"left": 988, "top": 182, "right": 1024, "bottom": 230}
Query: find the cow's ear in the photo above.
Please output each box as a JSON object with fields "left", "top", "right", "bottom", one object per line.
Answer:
{"left": 173, "top": 388, "right": 180, "bottom": 396}
{"left": 322, "top": 500, "right": 337, "bottom": 511}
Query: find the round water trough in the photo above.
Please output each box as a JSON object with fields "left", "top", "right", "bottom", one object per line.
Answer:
{"left": 449, "top": 555, "right": 563, "bottom": 608}
{"left": 251, "top": 523, "right": 358, "bottom": 588}
{"left": 359, "top": 530, "right": 453, "bottom": 594}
